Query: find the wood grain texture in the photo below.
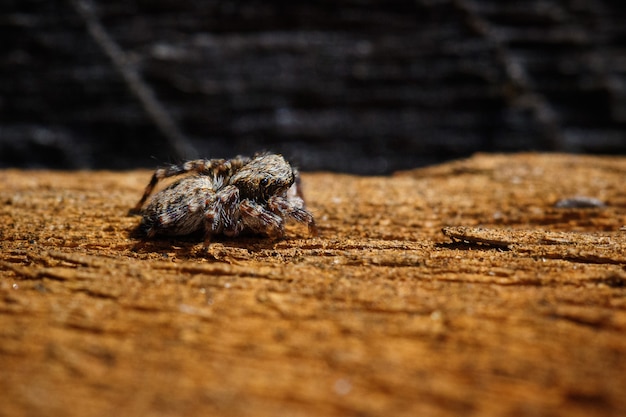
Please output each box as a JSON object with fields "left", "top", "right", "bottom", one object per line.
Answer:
{"left": 1, "top": 153, "right": 626, "bottom": 416}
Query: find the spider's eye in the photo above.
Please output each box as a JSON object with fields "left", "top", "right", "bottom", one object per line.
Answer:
{"left": 260, "top": 178, "right": 270, "bottom": 188}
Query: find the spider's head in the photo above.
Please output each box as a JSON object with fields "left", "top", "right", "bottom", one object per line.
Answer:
{"left": 231, "top": 154, "right": 295, "bottom": 201}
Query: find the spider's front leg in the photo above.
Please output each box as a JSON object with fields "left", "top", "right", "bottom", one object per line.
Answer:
{"left": 239, "top": 200, "right": 285, "bottom": 238}
{"left": 268, "top": 195, "right": 317, "bottom": 236}
{"left": 204, "top": 185, "right": 245, "bottom": 243}
{"left": 130, "top": 158, "right": 235, "bottom": 215}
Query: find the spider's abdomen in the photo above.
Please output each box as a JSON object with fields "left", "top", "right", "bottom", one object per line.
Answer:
{"left": 141, "top": 176, "right": 215, "bottom": 237}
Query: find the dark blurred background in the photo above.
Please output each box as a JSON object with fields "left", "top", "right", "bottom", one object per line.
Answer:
{"left": 2, "top": 0, "right": 625, "bottom": 174}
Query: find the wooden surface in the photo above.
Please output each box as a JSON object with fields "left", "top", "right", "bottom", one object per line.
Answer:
{"left": 1, "top": 153, "right": 626, "bottom": 417}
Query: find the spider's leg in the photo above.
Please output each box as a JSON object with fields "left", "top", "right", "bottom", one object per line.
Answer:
{"left": 204, "top": 185, "right": 244, "bottom": 242}
{"left": 289, "top": 167, "right": 306, "bottom": 201}
{"left": 225, "top": 155, "right": 252, "bottom": 172}
{"left": 130, "top": 158, "right": 230, "bottom": 214}
{"left": 268, "top": 195, "right": 317, "bottom": 235}
{"left": 239, "top": 200, "right": 284, "bottom": 238}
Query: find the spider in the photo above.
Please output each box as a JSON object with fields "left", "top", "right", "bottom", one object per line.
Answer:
{"left": 130, "top": 153, "right": 316, "bottom": 242}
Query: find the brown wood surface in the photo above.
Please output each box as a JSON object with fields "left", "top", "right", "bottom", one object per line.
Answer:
{"left": 1, "top": 153, "right": 626, "bottom": 417}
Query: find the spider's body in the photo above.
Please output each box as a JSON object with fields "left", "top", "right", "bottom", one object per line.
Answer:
{"left": 131, "top": 154, "right": 316, "bottom": 241}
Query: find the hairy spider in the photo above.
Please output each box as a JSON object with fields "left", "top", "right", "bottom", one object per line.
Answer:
{"left": 130, "top": 153, "right": 316, "bottom": 242}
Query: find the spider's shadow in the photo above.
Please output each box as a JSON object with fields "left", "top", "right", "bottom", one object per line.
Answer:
{"left": 128, "top": 227, "right": 284, "bottom": 258}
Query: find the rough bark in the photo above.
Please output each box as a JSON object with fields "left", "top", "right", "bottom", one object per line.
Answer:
{"left": 1, "top": 153, "right": 625, "bottom": 416}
